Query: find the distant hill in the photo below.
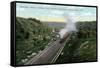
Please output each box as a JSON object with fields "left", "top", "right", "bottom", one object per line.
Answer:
{"left": 43, "top": 21, "right": 66, "bottom": 29}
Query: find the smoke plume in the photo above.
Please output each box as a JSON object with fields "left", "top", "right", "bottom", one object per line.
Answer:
{"left": 59, "top": 13, "right": 77, "bottom": 38}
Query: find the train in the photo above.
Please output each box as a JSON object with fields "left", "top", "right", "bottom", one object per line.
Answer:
{"left": 59, "top": 32, "right": 69, "bottom": 43}
{"left": 52, "top": 29, "right": 69, "bottom": 43}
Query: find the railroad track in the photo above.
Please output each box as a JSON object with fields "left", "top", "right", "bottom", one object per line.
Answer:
{"left": 24, "top": 33, "right": 72, "bottom": 65}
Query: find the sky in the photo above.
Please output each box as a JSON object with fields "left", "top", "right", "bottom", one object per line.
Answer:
{"left": 16, "top": 3, "right": 96, "bottom": 22}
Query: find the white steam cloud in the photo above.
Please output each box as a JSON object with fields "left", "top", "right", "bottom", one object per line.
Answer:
{"left": 59, "top": 12, "right": 77, "bottom": 38}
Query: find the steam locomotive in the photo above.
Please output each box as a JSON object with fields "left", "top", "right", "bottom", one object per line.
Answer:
{"left": 53, "top": 31, "right": 69, "bottom": 43}
{"left": 59, "top": 32, "right": 69, "bottom": 43}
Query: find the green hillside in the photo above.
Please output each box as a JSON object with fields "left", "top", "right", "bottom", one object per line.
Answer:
{"left": 16, "top": 17, "right": 57, "bottom": 65}
{"left": 55, "top": 21, "right": 97, "bottom": 63}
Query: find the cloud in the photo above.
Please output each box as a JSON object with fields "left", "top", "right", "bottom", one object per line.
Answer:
{"left": 49, "top": 10, "right": 63, "bottom": 17}
{"left": 17, "top": 7, "right": 25, "bottom": 11}
{"left": 84, "top": 12, "right": 92, "bottom": 16}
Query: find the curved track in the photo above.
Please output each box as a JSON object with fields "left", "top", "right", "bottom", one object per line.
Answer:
{"left": 24, "top": 33, "right": 71, "bottom": 65}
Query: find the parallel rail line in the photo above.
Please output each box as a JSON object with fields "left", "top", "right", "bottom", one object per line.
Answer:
{"left": 24, "top": 33, "right": 71, "bottom": 65}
